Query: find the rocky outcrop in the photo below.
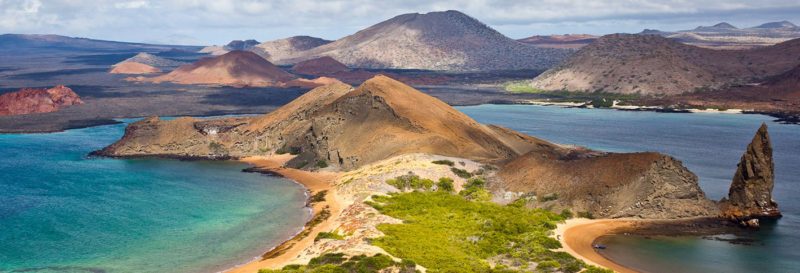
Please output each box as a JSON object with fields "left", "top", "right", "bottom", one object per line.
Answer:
{"left": 109, "top": 62, "right": 162, "bottom": 74}
{"left": 248, "top": 36, "right": 332, "bottom": 62}
{"left": 0, "top": 85, "right": 84, "bottom": 115}
{"left": 720, "top": 123, "right": 781, "bottom": 227}
{"left": 496, "top": 151, "right": 719, "bottom": 219}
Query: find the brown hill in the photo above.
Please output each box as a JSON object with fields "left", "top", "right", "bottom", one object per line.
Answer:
{"left": 114, "top": 52, "right": 186, "bottom": 67}
{"left": 635, "top": 63, "right": 800, "bottom": 112}
{"left": 517, "top": 34, "right": 598, "bottom": 48}
{"left": 290, "top": 56, "right": 350, "bottom": 75}
{"left": 249, "top": 36, "right": 332, "bottom": 62}
{"left": 109, "top": 62, "right": 162, "bottom": 74}
{"left": 288, "top": 56, "right": 450, "bottom": 85}
{"left": 528, "top": 34, "right": 800, "bottom": 95}
{"left": 139, "top": 50, "right": 296, "bottom": 87}
{"left": 94, "top": 76, "right": 741, "bottom": 219}
{"left": 0, "top": 85, "right": 83, "bottom": 115}
{"left": 267, "top": 10, "right": 572, "bottom": 71}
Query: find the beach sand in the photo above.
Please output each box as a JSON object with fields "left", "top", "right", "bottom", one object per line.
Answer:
{"left": 554, "top": 218, "right": 638, "bottom": 273}
{"left": 226, "top": 155, "right": 342, "bottom": 273}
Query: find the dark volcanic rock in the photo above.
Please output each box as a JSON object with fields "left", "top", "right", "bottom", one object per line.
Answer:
{"left": 721, "top": 123, "right": 781, "bottom": 227}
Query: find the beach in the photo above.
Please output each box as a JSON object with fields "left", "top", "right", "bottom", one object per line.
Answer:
{"left": 227, "top": 155, "right": 342, "bottom": 273}
{"left": 554, "top": 219, "right": 638, "bottom": 273}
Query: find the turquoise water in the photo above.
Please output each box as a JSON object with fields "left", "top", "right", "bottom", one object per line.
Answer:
{"left": 0, "top": 121, "right": 311, "bottom": 273}
{"left": 457, "top": 105, "right": 800, "bottom": 273}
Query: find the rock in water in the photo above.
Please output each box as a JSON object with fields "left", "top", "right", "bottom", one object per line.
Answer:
{"left": 721, "top": 123, "right": 781, "bottom": 226}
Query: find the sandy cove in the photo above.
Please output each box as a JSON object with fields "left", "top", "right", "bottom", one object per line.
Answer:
{"left": 553, "top": 219, "right": 638, "bottom": 273}
{"left": 227, "top": 154, "right": 342, "bottom": 273}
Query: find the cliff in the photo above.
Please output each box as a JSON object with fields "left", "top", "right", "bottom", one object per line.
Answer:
{"left": 720, "top": 123, "right": 781, "bottom": 227}
{"left": 0, "top": 85, "right": 84, "bottom": 116}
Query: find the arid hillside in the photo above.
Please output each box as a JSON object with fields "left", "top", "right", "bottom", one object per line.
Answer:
{"left": 95, "top": 76, "right": 731, "bottom": 219}
{"left": 517, "top": 34, "right": 598, "bottom": 48}
{"left": 109, "top": 62, "right": 162, "bottom": 74}
{"left": 262, "top": 10, "right": 573, "bottom": 71}
{"left": 0, "top": 85, "right": 84, "bottom": 115}
{"left": 528, "top": 34, "right": 800, "bottom": 95}
{"left": 249, "top": 36, "right": 333, "bottom": 62}
{"left": 138, "top": 50, "right": 296, "bottom": 86}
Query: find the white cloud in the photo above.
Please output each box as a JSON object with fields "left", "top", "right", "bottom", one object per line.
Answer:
{"left": 0, "top": 0, "right": 798, "bottom": 44}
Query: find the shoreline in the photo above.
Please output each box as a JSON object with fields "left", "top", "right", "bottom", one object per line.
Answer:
{"left": 553, "top": 219, "right": 638, "bottom": 273}
{"left": 225, "top": 154, "right": 342, "bottom": 273}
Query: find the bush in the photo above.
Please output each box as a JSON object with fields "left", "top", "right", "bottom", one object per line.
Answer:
{"left": 541, "top": 193, "right": 559, "bottom": 202}
{"left": 276, "top": 144, "right": 289, "bottom": 155}
{"left": 577, "top": 211, "right": 595, "bottom": 219}
{"left": 560, "top": 209, "right": 574, "bottom": 219}
{"left": 536, "top": 260, "right": 561, "bottom": 270}
{"left": 316, "top": 160, "right": 328, "bottom": 168}
{"left": 315, "top": 231, "right": 345, "bottom": 242}
{"left": 369, "top": 192, "right": 580, "bottom": 272}
{"left": 386, "top": 174, "right": 434, "bottom": 191}
{"left": 431, "top": 160, "right": 454, "bottom": 166}
{"left": 262, "top": 253, "right": 408, "bottom": 273}
{"left": 450, "top": 167, "right": 471, "bottom": 178}
{"left": 310, "top": 190, "right": 327, "bottom": 203}
{"left": 436, "top": 177, "right": 454, "bottom": 192}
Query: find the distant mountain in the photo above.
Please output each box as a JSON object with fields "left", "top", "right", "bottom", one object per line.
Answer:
{"left": 114, "top": 52, "right": 186, "bottom": 67}
{"left": 110, "top": 62, "right": 162, "bottom": 75}
{"left": 517, "top": 34, "right": 598, "bottom": 48}
{"left": 140, "top": 50, "right": 295, "bottom": 86}
{"left": 641, "top": 20, "right": 800, "bottom": 49}
{"left": 0, "top": 34, "right": 200, "bottom": 52}
{"left": 290, "top": 56, "right": 350, "bottom": 75}
{"left": 755, "top": 21, "right": 796, "bottom": 29}
{"left": 225, "top": 39, "right": 260, "bottom": 50}
{"left": 248, "top": 36, "right": 332, "bottom": 62}
{"left": 527, "top": 34, "right": 800, "bottom": 95}
{"left": 265, "top": 10, "right": 573, "bottom": 71}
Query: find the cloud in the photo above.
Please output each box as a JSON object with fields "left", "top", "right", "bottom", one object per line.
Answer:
{"left": 0, "top": 0, "right": 798, "bottom": 45}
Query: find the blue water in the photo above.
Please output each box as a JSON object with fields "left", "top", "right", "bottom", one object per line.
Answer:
{"left": 457, "top": 104, "right": 800, "bottom": 273}
{"left": 0, "top": 121, "right": 311, "bottom": 273}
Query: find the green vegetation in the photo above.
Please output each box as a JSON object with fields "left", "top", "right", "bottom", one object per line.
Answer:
{"left": 316, "top": 160, "right": 329, "bottom": 168}
{"left": 290, "top": 147, "right": 301, "bottom": 155}
{"left": 560, "top": 209, "right": 574, "bottom": 219}
{"left": 208, "top": 141, "right": 224, "bottom": 154}
{"left": 450, "top": 167, "right": 472, "bottom": 178}
{"left": 310, "top": 190, "right": 327, "bottom": 203}
{"left": 431, "top": 160, "right": 455, "bottom": 166}
{"left": 458, "top": 177, "right": 491, "bottom": 202}
{"left": 386, "top": 174, "right": 435, "bottom": 191}
{"left": 314, "top": 231, "right": 344, "bottom": 242}
{"left": 367, "top": 191, "right": 585, "bottom": 272}
{"left": 259, "top": 147, "right": 271, "bottom": 153}
{"left": 541, "top": 193, "right": 559, "bottom": 202}
{"left": 276, "top": 144, "right": 289, "bottom": 155}
{"left": 259, "top": 253, "right": 418, "bottom": 273}
{"left": 436, "top": 177, "right": 454, "bottom": 192}
{"left": 577, "top": 211, "right": 595, "bottom": 219}
{"left": 481, "top": 164, "right": 497, "bottom": 170}
{"left": 589, "top": 99, "right": 613, "bottom": 108}
{"left": 296, "top": 206, "right": 331, "bottom": 240}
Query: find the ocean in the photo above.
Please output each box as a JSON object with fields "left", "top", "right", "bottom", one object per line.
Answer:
{"left": 0, "top": 120, "right": 311, "bottom": 273}
{"left": 457, "top": 104, "right": 800, "bottom": 273}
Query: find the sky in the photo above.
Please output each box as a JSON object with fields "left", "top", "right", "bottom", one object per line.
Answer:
{"left": 1, "top": 0, "right": 799, "bottom": 46}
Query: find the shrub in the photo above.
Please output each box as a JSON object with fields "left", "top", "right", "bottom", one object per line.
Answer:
{"left": 560, "top": 209, "right": 574, "bottom": 219}
{"left": 431, "top": 160, "right": 454, "bottom": 166}
{"left": 577, "top": 211, "right": 595, "bottom": 219}
{"left": 536, "top": 260, "right": 561, "bottom": 270}
{"left": 436, "top": 177, "right": 454, "bottom": 192}
{"left": 386, "top": 174, "right": 434, "bottom": 191}
{"left": 314, "top": 231, "right": 344, "bottom": 242}
{"left": 368, "top": 192, "right": 580, "bottom": 272}
{"left": 585, "top": 265, "right": 615, "bottom": 273}
{"left": 541, "top": 193, "right": 559, "bottom": 202}
{"left": 450, "top": 167, "right": 472, "bottom": 178}
{"left": 310, "top": 190, "right": 327, "bottom": 203}
{"left": 208, "top": 141, "right": 224, "bottom": 154}
{"left": 275, "top": 144, "right": 289, "bottom": 155}
{"left": 316, "top": 160, "right": 328, "bottom": 168}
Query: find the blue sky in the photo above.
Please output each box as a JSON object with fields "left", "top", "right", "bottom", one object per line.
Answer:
{"left": 1, "top": 0, "right": 799, "bottom": 45}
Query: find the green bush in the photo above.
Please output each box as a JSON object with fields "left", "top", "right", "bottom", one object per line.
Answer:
{"left": 315, "top": 231, "right": 344, "bottom": 242}
{"left": 310, "top": 190, "right": 327, "bottom": 203}
{"left": 536, "top": 260, "right": 561, "bottom": 270}
{"left": 431, "top": 160, "right": 454, "bottom": 166}
{"left": 386, "top": 174, "right": 434, "bottom": 191}
{"left": 276, "top": 144, "right": 289, "bottom": 155}
{"left": 369, "top": 191, "right": 581, "bottom": 272}
{"left": 560, "top": 209, "right": 574, "bottom": 219}
{"left": 316, "top": 160, "right": 329, "bottom": 168}
{"left": 541, "top": 193, "right": 559, "bottom": 202}
{"left": 585, "top": 265, "right": 615, "bottom": 273}
{"left": 436, "top": 177, "right": 454, "bottom": 192}
{"left": 260, "top": 253, "right": 410, "bottom": 273}
{"left": 450, "top": 167, "right": 472, "bottom": 178}
{"left": 577, "top": 211, "right": 595, "bottom": 219}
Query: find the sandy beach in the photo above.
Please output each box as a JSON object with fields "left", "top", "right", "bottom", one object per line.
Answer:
{"left": 553, "top": 218, "right": 638, "bottom": 273}
{"left": 226, "top": 155, "right": 342, "bottom": 273}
